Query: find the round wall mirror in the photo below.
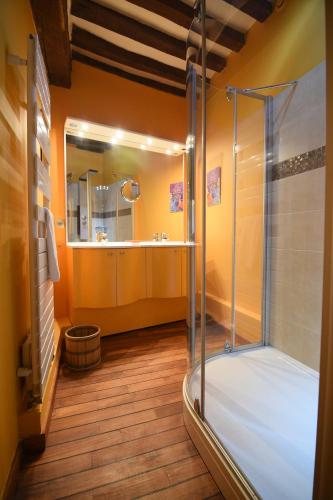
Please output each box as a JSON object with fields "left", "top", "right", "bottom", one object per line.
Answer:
{"left": 120, "top": 179, "right": 141, "bottom": 203}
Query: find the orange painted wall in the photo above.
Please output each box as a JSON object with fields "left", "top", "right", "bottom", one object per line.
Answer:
{"left": 136, "top": 153, "right": 184, "bottom": 241}
{"left": 51, "top": 61, "right": 187, "bottom": 318}
{"left": 0, "top": 0, "right": 35, "bottom": 495}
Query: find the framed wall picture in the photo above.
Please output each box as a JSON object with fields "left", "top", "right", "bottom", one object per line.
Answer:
{"left": 207, "top": 166, "right": 221, "bottom": 206}
{"left": 170, "top": 182, "right": 184, "bottom": 212}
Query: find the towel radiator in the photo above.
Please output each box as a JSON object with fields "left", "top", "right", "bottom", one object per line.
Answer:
{"left": 26, "top": 34, "right": 55, "bottom": 401}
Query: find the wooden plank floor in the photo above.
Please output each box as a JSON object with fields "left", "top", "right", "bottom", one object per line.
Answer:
{"left": 18, "top": 322, "right": 222, "bottom": 499}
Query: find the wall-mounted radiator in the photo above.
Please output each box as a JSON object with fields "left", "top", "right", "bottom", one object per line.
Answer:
{"left": 27, "top": 34, "right": 55, "bottom": 401}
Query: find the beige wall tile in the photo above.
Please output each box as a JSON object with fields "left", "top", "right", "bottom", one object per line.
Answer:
{"left": 271, "top": 168, "right": 325, "bottom": 214}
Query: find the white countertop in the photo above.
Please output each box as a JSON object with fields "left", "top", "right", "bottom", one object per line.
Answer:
{"left": 68, "top": 241, "right": 195, "bottom": 248}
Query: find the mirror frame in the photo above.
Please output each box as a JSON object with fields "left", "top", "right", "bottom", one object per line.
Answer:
{"left": 120, "top": 179, "right": 141, "bottom": 203}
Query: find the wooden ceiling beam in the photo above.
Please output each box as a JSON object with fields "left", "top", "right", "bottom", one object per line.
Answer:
{"left": 72, "top": 50, "right": 186, "bottom": 97}
{"left": 223, "top": 0, "right": 274, "bottom": 22}
{"left": 125, "top": 0, "right": 245, "bottom": 52}
{"left": 71, "top": 0, "right": 225, "bottom": 72}
{"left": 71, "top": 25, "right": 187, "bottom": 84}
{"left": 30, "top": 0, "right": 71, "bottom": 87}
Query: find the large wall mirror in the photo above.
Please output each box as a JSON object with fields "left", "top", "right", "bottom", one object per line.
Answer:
{"left": 65, "top": 119, "right": 186, "bottom": 243}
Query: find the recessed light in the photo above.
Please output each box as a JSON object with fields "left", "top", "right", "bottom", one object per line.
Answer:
{"left": 147, "top": 137, "right": 153, "bottom": 145}
{"left": 81, "top": 123, "right": 89, "bottom": 131}
{"left": 140, "top": 144, "right": 146, "bottom": 150}
{"left": 116, "top": 129, "right": 124, "bottom": 139}
{"left": 166, "top": 149, "right": 172, "bottom": 155}
{"left": 78, "top": 131, "right": 84, "bottom": 138}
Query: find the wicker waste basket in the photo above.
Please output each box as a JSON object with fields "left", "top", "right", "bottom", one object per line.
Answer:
{"left": 65, "top": 325, "right": 101, "bottom": 371}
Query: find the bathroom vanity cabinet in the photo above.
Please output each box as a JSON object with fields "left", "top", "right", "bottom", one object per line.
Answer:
{"left": 68, "top": 244, "right": 189, "bottom": 335}
{"left": 73, "top": 247, "right": 147, "bottom": 308}
{"left": 117, "top": 248, "right": 147, "bottom": 306}
{"left": 73, "top": 249, "right": 117, "bottom": 308}
{"left": 146, "top": 247, "right": 183, "bottom": 298}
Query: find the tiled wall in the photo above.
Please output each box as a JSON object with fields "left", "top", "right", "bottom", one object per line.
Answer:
{"left": 91, "top": 182, "right": 133, "bottom": 242}
{"left": 67, "top": 181, "right": 133, "bottom": 242}
{"left": 269, "top": 62, "right": 326, "bottom": 370}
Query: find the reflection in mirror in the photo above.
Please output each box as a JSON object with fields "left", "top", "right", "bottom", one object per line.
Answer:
{"left": 65, "top": 119, "right": 186, "bottom": 243}
{"left": 120, "top": 179, "right": 141, "bottom": 203}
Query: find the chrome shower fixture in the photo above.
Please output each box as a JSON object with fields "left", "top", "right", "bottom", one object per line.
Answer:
{"left": 242, "top": 80, "right": 298, "bottom": 93}
{"left": 79, "top": 169, "right": 99, "bottom": 181}
{"left": 226, "top": 80, "right": 298, "bottom": 101}
{"left": 226, "top": 87, "right": 234, "bottom": 102}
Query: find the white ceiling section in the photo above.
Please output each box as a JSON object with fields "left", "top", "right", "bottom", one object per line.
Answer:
{"left": 72, "top": 16, "right": 188, "bottom": 72}
{"left": 72, "top": 45, "right": 187, "bottom": 89}
{"left": 184, "top": 0, "right": 255, "bottom": 31}
{"left": 68, "top": 0, "right": 269, "bottom": 96}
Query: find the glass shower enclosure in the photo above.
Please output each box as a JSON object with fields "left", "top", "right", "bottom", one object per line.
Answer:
{"left": 184, "top": 2, "right": 324, "bottom": 499}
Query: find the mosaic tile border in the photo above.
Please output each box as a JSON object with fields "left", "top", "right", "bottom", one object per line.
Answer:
{"left": 91, "top": 208, "right": 132, "bottom": 218}
{"left": 272, "top": 145, "right": 326, "bottom": 181}
{"left": 67, "top": 208, "right": 132, "bottom": 218}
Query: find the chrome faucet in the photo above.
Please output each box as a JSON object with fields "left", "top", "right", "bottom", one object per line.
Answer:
{"left": 153, "top": 232, "right": 169, "bottom": 241}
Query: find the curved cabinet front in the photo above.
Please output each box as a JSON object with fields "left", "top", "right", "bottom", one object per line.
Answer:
{"left": 117, "top": 248, "right": 147, "bottom": 306}
{"left": 70, "top": 246, "right": 188, "bottom": 334}
{"left": 73, "top": 249, "right": 117, "bottom": 308}
{"left": 71, "top": 247, "right": 187, "bottom": 315}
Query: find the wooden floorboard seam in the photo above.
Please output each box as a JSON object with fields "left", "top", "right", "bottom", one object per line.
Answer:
{"left": 18, "top": 322, "right": 221, "bottom": 499}
{"left": 134, "top": 472, "right": 211, "bottom": 499}
{"left": 21, "top": 431, "right": 191, "bottom": 487}
{"left": 23, "top": 422, "right": 186, "bottom": 472}
{"left": 46, "top": 402, "right": 184, "bottom": 447}
{"left": 53, "top": 453, "right": 203, "bottom": 499}
{"left": 52, "top": 382, "right": 183, "bottom": 419}
{"left": 49, "top": 393, "right": 183, "bottom": 433}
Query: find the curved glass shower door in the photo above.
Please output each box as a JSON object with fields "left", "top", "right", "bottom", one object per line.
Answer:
{"left": 185, "top": 1, "right": 234, "bottom": 418}
{"left": 185, "top": 2, "right": 324, "bottom": 499}
{"left": 231, "top": 90, "right": 269, "bottom": 349}
{"left": 185, "top": 13, "right": 204, "bottom": 415}
{"left": 186, "top": 27, "right": 268, "bottom": 426}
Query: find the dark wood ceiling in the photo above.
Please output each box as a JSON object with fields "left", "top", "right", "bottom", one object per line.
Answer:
{"left": 30, "top": 0, "right": 274, "bottom": 96}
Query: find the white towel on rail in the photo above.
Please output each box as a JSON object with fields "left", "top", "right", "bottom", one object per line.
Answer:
{"left": 44, "top": 207, "right": 60, "bottom": 282}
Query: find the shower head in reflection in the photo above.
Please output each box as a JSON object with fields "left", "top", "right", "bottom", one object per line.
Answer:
{"left": 226, "top": 91, "right": 233, "bottom": 102}
{"left": 226, "top": 85, "right": 234, "bottom": 102}
{"left": 79, "top": 169, "right": 99, "bottom": 181}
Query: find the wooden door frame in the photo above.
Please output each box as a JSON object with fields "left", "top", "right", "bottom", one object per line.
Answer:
{"left": 313, "top": 1, "right": 333, "bottom": 496}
